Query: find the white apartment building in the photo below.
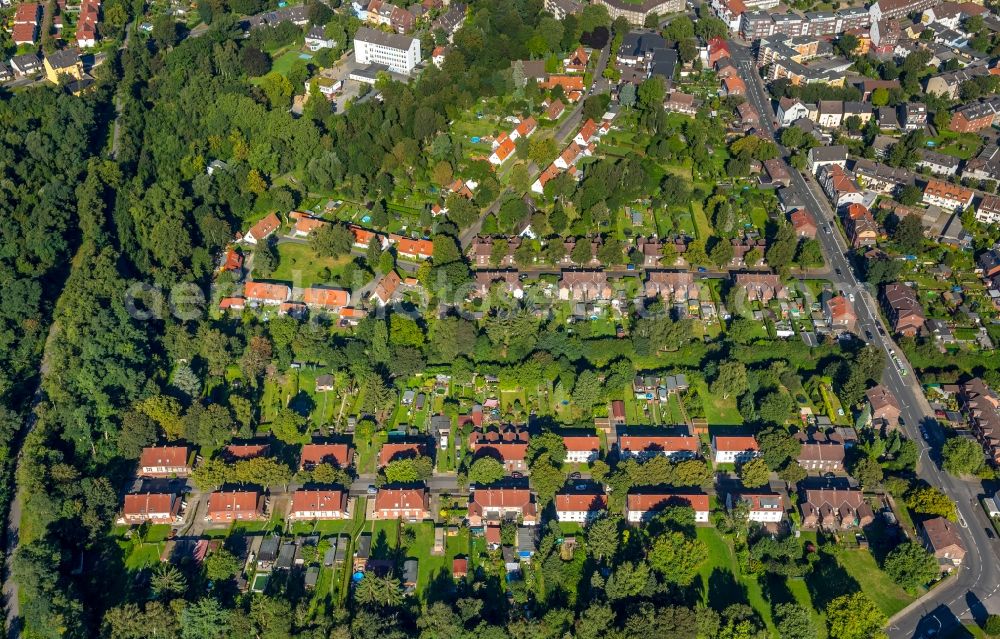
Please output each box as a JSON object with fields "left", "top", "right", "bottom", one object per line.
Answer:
{"left": 354, "top": 27, "right": 420, "bottom": 75}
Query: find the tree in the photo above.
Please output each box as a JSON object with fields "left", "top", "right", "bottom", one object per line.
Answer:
{"left": 709, "top": 239, "right": 734, "bottom": 268}
{"left": 606, "top": 561, "right": 649, "bottom": 600}
{"left": 648, "top": 531, "right": 707, "bottom": 585}
{"left": 204, "top": 548, "right": 241, "bottom": 582}
{"left": 871, "top": 87, "right": 890, "bottom": 107}
{"left": 825, "top": 593, "right": 887, "bottom": 639}
{"left": 270, "top": 408, "right": 307, "bottom": 445}
{"left": 942, "top": 436, "right": 985, "bottom": 476}
{"left": 984, "top": 614, "right": 1000, "bottom": 636}
{"left": 898, "top": 184, "right": 923, "bottom": 206}
{"left": 586, "top": 516, "right": 620, "bottom": 563}
{"left": 151, "top": 15, "right": 180, "bottom": 49}
{"left": 906, "top": 485, "right": 956, "bottom": 520}
{"left": 383, "top": 456, "right": 433, "bottom": 483}
{"left": 712, "top": 361, "right": 748, "bottom": 399}
{"left": 758, "top": 391, "right": 793, "bottom": 426}
{"left": 774, "top": 603, "right": 817, "bottom": 639}
{"left": 241, "top": 45, "right": 271, "bottom": 76}
{"left": 571, "top": 239, "right": 593, "bottom": 265}
{"left": 468, "top": 456, "right": 505, "bottom": 485}
{"left": 151, "top": 563, "right": 187, "bottom": 599}
{"left": 835, "top": 33, "right": 860, "bottom": 58}
{"left": 171, "top": 361, "right": 201, "bottom": 398}
{"left": 883, "top": 541, "right": 937, "bottom": 591}
{"left": 353, "top": 573, "right": 403, "bottom": 607}
{"left": 892, "top": 214, "right": 924, "bottom": 253}
{"left": 738, "top": 457, "right": 770, "bottom": 488}
{"left": 180, "top": 598, "right": 229, "bottom": 639}
{"left": 850, "top": 456, "right": 883, "bottom": 489}
{"left": 572, "top": 370, "right": 602, "bottom": 415}
{"left": 311, "top": 223, "right": 354, "bottom": 257}
{"left": 138, "top": 395, "right": 185, "bottom": 440}
{"left": 796, "top": 239, "right": 823, "bottom": 267}
{"left": 757, "top": 427, "right": 801, "bottom": 471}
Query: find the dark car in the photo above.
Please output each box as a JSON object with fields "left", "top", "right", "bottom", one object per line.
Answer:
{"left": 569, "top": 472, "right": 581, "bottom": 479}
{"left": 987, "top": 528, "right": 995, "bottom": 539}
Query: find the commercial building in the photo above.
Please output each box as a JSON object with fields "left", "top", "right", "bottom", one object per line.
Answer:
{"left": 353, "top": 27, "right": 420, "bottom": 75}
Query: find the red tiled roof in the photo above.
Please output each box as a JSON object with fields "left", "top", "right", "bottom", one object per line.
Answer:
{"left": 713, "top": 435, "right": 759, "bottom": 451}
{"left": 492, "top": 138, "right": 516, "bottom": 162}
{"left": 223, "top": 443, "right": 269, "bottom": 460}
{"left": 12, "top": 23, "right": 37, "bottom": 43}
{"left": 303, "top": 287, "right": 349, "bottom": 309}
{"left": 563, "top": 434, "right": 600, "bottom": 452}
{"left": 140, "top": 446, "right": 188, "bottom": 469}
{"left": 122, "top": 493, "right": 175, "bottom": 517}
{"left": 291, "top": 489, "right": 346, "bottom": 513}
{"left": 244, "top": 282, "right": 290, "bottom": 302}
{"left": 247, "top": 212, "right": 280, "bottom": 241}
{"left": 515, "top": 116, "right": 537, "bottom": 138}
{"left": 619, "top": 435, "right": 699, "bottom": 454}
{"left": 207, "top": 490, "right": 261, "bottom": 516}
{"left": 391, "top": 235, "right": 433, "bottom": 258}
{"left": 379, "top": 442, "right": 428, "bottom": 466}
{"left": 300, "top": 443, "right": 351, "bottom": 468}
{"left": 219, "top": 297, "right": 245, "bottom": 310}
{"left": 374, "top": 488, "right": 428, "bottom": 511}
{"left": 627, "top": 492, "right": 709, "bottom": 512}
{"left": 555, "top": 493, "right": 607, "bottom": 511}
{"left": 471, "top": 487, "right": 532, "bottom": 508}
{"left": 14, "top": 3, "right": 41, "bottom": 22}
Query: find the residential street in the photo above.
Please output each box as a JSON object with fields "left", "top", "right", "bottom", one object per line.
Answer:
{"left": 458, "top": 41, "right": 612, "bottom": 250}
{"left": 731, "top": 40, "right": 1000, "bottom": 638}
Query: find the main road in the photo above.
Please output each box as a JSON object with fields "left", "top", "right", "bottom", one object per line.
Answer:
{"left": 731, "top": 41, "right": 1000, "bottom": 638}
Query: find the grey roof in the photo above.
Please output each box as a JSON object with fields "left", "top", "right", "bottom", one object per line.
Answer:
{"left": 403, "top": 558, "right": 419, "bottom": 584}
{"left": 810, "top": 145, "right": 848, "bottom": 162}
{"left": 45, "top": 49, "right": 79, "bottom": 70}
{"left": 355, "top": 533, "right": 372, "bottom": 558}
{"left": 354, "top": 26, "right": 418, "bottom": 51}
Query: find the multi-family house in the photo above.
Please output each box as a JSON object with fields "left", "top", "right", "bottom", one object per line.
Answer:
{"left": 618, "top": 434, "right": 700, "bottom": 459}
{"left": 118, "top": 493, "right": 183, "bottom": 525}
{"left": 373, "top": 487, "right": 430, "bottom": 520}
{"left": 555, "top": 492, "right": 608, "bottom": 523}
{"left": 922, "top": 179, "right": 974, "bottom": 213}
{"left": 881, "top": 283, "right": 926, "bottom": 336}
{"left": 467, "top": 487, "right": 537, "bottom": 526}
{"left": 626, "top": 492, "right": 710, "bottom": 523}
{"left": 205, "top": 490, "right": 264, "bottom": 523}
{"left": 799, "top": 488, "right": 874, "bottom": 530}
{"left": 712, "top": 435, "right": 759, "bottom": 464}
{"left": 288, "top": 489, "right": 349, "bottom": 520}
{"left": 139, "top": 446, "right": 190, "bottom": 477}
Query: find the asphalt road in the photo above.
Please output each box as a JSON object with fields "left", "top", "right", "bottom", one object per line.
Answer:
{"left": 457, "top": 42, "right": 612, "bottom": 250}
{"left": 731, "top": 42, "right": 1000, "bottom": 638}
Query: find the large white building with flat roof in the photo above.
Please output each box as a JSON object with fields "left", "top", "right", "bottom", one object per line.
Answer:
{"left": 354, "top": 26, "right": 420, "bottom": 75}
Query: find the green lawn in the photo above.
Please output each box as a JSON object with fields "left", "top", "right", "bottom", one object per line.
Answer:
{"left": 691, "top": 200, "right": 712, "bottom": 240}
{"left": 269, "top": 242, "right": 352, "bottom": 287}
{"left": 695, "top": 380, "right": 743, "bottom": 426}
{"left": 929, "top": 132, "right": 982, "bottom": 161}
{"left": 837, "top": 549, "right": 914, "bottom": 616}
{"left": 124, "top": 542, "right": 163, "bottom": 570}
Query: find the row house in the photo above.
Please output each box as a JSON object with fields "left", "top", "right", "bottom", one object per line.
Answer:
{"left": 733, "top": 272, "right": 788, "bottom": 303}
{"left": 618, "top": 434, "right": 700, "bottom": 459}
{"left": 731, "top": 237, "right": 767, "bottom": 268}
{"left": 378, "top": 441, "right": 429, "bottom": 467}
{"left": 555, "top": 492, "right": 608, "bottom": 523}
{"left": 924, "top": 65, "right": 989, "bottom": 100}
{"left": 796, "top": 436, "right": 846, "bottom": 472}
{"left": 808, "top": 145, "right": 848, "bottom": 174}
{"left": 474, "top": 270, "right": 524, "bottom": 299}
{"left": 206, "top": 490, "right": 264, "bottom": 523}
{"left": 726, "top": 492, "right": 784, "bottom": 523}
{"left": 711, "top": 435, "right": 759, "bottom": 464}
{"left": 469, "top": 424, "right": 529, "bottom": 472}
{"left": 139, "top": 446, "right": 190, "bottom": 477}
{"left": 303, "top": 287, "right": 349, "bottom": 312}
{"left": 563, "top": 434, "right": 601, "bottom": 463}
{"left": 558, "top": 270, "right": 612, "bottom": 302}
{"left": 468, "top": 487, "right": 537, "bottom": 526}
{"left": 799, "top": 488, "right": 874, "bottom": 530}
{"left": 300, "top": 442, "right": 353, "bottom": 470}
{"left": 12, "top": 3, "right": 41, "bottom": 45}
{"left": 881, "top": 283, "right": 926, "bottom": 336}
{"left": 223, "top": 442, "right": 270, "bottom": 462}
{"left": 844, "top": 203, "right": 879, "bottom": 248}
{"left": 76, "top": 0, "right": 100, "bottom": 47}
{"left": 288, "top": 489, "right": 349, "bottom": 520}
{"left": 959, "top": 378, "right": 1000, "bottom": 465}
{"left": 922, "top": 179, "right": 974, "bottom": 213}
{"left": 663, "top": 91, "right": 699, "bottom": 116}
{"left": 917, "top": 149, "right": 960, "bottom": 176}
{"left": 626, "top": 492, "right": 710, "bottom": 523}
{"left": 819, "top": 164, "right": 863, "bottom": 210}
{"left": 244, "top": 282, "right": 291, "bottom": 305}
{"left": 373, "top": 487, "right": 430, "bottom": 520}
{"left": 635, "top": 236, "right": 687, "bottom": 267}
{"left": 976, "top": 195, "right": 1000, "bottom": 225}
{"left": 852, "top": 159, "right": 915, "bottom": 195}
{"left": 644, "top": 270, "right": 697, "bottom": 302}
{"left": 118, "top": 493, "right": 183, "bottom": 525}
